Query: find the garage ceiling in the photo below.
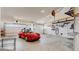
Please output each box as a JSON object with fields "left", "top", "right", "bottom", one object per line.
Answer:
{"left": 1, "top": 7, "right": 62, "bottom": 22}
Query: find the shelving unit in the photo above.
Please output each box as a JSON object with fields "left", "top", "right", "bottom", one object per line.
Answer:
{"left": 0, "top": 36, "right": 16, "bottom": 51}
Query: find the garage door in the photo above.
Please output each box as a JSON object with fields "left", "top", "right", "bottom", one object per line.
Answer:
{"left": 5, "top": 23, "right": 27, "bottom": 36}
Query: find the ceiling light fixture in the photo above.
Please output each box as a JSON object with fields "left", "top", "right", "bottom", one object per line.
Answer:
{"left": 40, "top": 10, "right": 45, "bottom": 13}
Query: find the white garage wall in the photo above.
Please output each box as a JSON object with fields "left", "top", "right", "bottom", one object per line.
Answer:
{"left": 74, "top": 16, "right": 79, "bottom": 50}
{"left": 45, "top": 20, "right": 74, "bottom": 38}
{"left": 73, "top": 8, "right": 79, "bottom": 51}
{"left": 33, "top": 24, "right": 43, "bottom": 33}
{"left": 0, "top": 7, "right": 1, "bottom": 37}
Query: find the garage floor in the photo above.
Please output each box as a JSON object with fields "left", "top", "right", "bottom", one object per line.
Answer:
{"left": 0, "top": 34, "right": 73, "bottom": 51}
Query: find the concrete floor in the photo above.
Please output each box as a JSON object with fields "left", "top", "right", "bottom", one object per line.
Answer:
{"left": 0, "top": 34, "right": 73, "bottom": 51}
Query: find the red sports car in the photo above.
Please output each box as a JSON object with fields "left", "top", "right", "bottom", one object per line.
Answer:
{"left": 19, "top": 32, "right": 40, "bottom": 42}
